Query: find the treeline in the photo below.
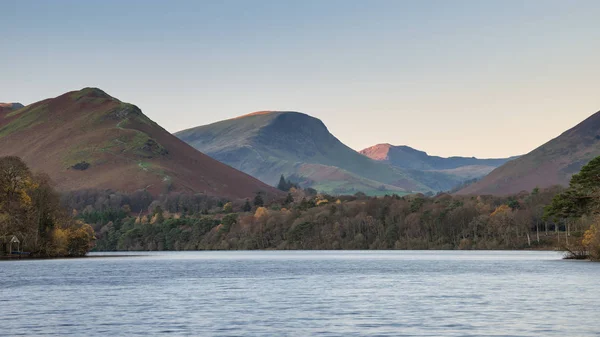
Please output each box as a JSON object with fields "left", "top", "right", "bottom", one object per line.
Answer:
{"left": 61, "top": 189, "right": 225, "bottom": 215}
{"left": 545, "top": 157, "right": 600, "bottom": 260}
{"left": 83, "top": 181, "right": 574, "bottom": 251}
{"left": 0, "top": 157, "right": 94, "bottom": 257}
{"left": 7, "top": 155, "right": 599, "bottom": 257}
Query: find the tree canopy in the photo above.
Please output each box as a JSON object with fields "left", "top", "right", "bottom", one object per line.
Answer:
{"left": 0, "top": 156, "right": 95, "bottom": 257}
{"left": 545, "top": 156, "right": 600, "bottom": 260}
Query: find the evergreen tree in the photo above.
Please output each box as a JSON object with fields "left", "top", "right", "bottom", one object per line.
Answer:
{"left": 507, "top": 198, "right": 521, "bottom": 210}
{"left": 254, "top": 192, "right": 264, "bottom": 207}
{"left": 546, "top": 156, "right": 600, "bottom": 219}
{"left": 277, "top": 175, "right": 288, "bottom": 191}
{"left": 243, "top": 199, "right": 252, "bottom": 212}
{"left": 276, "top": 174, "right": 299, "bottom": 191}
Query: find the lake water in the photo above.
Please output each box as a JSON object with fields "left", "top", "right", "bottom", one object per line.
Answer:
{"left": 1, "top": 251, "right": 599, "bottom": 336}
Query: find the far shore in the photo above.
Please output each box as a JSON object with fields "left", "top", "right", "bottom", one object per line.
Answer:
{"left": 0, "top": 254, "right": 144, "bottom": 261}
{"left": 2, "top": 248, "right": 583, "bottom": 262}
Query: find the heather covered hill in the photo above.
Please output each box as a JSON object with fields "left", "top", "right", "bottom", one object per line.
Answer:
{"left": 176, "top": 111, "right": 462, "bottom": 195}
{"left": 457, "top": 109, "right": 600, "bottom": 195}
{"left": 0, "top": 88, "right": 279, "bottom": 199}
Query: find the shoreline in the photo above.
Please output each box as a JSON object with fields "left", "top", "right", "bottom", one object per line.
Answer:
{"left": 0, "top": 254, "right": 144, "bottom": 261}
{"left": 1, "top": 248, "right": 575, "bottom": 262}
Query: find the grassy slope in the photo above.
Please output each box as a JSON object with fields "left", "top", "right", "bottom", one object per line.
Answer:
{"left": 176, "top": 111, "right": 457, "bottom": 195}
{"left": 0, "top": 88, "right": 280, "bottom": 199}
{"left": 428, "top": 165, "right": 499, "bottom": 180}
{"left": 295, "top": 163, "right": 410, "bottom": 196}
{"left": 457, "top": 109, "right": 600, "bottom": 195}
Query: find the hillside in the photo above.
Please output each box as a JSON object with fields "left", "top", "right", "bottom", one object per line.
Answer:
{"left": 176, "top": 111, "right": 462, "bottom": 195}
{"left": 361, "top": 143, "right": 516, "bottom": 180}
{"left": 457, "top": 109, "right": 600, "bottom": 195}
{"left": 0, "top": 89, "right": 279, "bottom": 199}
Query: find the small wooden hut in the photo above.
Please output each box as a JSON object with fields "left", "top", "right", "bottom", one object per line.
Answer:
{"left": 9, "top": 235, "right": 20, "bottom": 254}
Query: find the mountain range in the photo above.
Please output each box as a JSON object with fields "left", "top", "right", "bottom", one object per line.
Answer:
{"left": 0, "top": 88, "right": 279, "bottom": 199}
{"left": 3, "top": 88, "right": 598, "bottom": 198}
{"left": 176, "top": 111, "right": 513, "bottom": 195}
{"left": 457, "top": 109, "right": 600, "bottom": 195}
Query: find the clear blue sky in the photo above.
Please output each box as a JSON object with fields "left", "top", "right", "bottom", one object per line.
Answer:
{"left": 2, "top": 0, "right": 599, "bottom": 158}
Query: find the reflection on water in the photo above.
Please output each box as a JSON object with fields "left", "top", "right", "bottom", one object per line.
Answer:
{"left": 1, "top": 251, "right": 599, "bottom": 336}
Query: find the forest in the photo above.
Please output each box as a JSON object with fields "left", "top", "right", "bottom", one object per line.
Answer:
{"left": 62, "top": 168, "right": 599, "bottom": 258}
{"left": 76, "top": 185, "right": 571, "bottom": 252}
{"left": 0, "top": 157, "right": 95, "bottom": 257}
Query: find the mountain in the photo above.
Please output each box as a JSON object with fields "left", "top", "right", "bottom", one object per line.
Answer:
{"left": 0, "top": 102, "right": 24, "bottom": 114}
{"left": 175, "top": 111, "right": 462, "bottom": 195}
{"left": 360, "top": 143, "right": 516, "bottom": 180}
{"left": 457, "top": 109, "right": 600, "bottom": 195}
{"left": 0, "top": 89, "right": 279, "bottom": 199}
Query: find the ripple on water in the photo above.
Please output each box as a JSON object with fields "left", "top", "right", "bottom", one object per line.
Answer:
{"left": 0, "top": 250, "right": 599, "bottom": 337}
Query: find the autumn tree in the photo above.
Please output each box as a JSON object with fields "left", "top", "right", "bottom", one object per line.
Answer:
{"left": 490, "top": 204, "right": 515, "bottom": 246}
{"left": 583, "top": 223, "right": 600, "bottom": 260}
{"left": 254, "top": 207, "right": 269, "bottom": 219}
{"left": 0, "top": 156, "right": 95, "bottom": 257}
{"left": 153, "top": 205, "right": 165, "bottom": 224}
{"left": 0, "top": 156, "right": 34, "bottom": 247}
{"left": 0, "top": 156, "right": 32, "bottom": 208}
{"left": 29, "top": 173, "right": 62, "bottom": 253}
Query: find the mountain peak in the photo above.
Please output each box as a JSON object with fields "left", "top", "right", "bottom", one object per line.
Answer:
{"left": 0, "top": 102, "right": 24, "bottom": 109}
{"left": 0, "top": 103, "right": 25, "bottom": 117}
{"left": 224, "top": 110, "right": 328, "bottom": 134}
{"left": 0, "top": 102, "right": 25, "bottom": 114}
{"left": 359, "top": 143, "right": 394, "bottom": 161}
{"left": 65, "top": 87, "right": 115, "bottom": 103}
{"left": 234, "top": 110, "right": 304, "bottom": 120}
{"left": 360, "top": 143, "right": 427, "bottom": 161}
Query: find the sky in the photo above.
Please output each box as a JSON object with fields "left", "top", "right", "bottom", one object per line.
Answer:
{"left": 1, "top": 0, "right": 599, "bottom": 158}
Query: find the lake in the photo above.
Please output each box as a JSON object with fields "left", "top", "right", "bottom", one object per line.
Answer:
{"left": 1, "top": 251, "right": 599, "bottom": 336}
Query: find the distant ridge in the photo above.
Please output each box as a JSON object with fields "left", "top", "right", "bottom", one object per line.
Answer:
{"left": 360, "top": 143, "right": 516, "bottom": 180}
{"left": 0, "top": 102, "right": 25, "bottom": 114}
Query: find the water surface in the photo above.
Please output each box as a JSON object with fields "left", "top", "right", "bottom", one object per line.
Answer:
{"left": 1, "top": 251, "right": 599, "bottom": 336}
